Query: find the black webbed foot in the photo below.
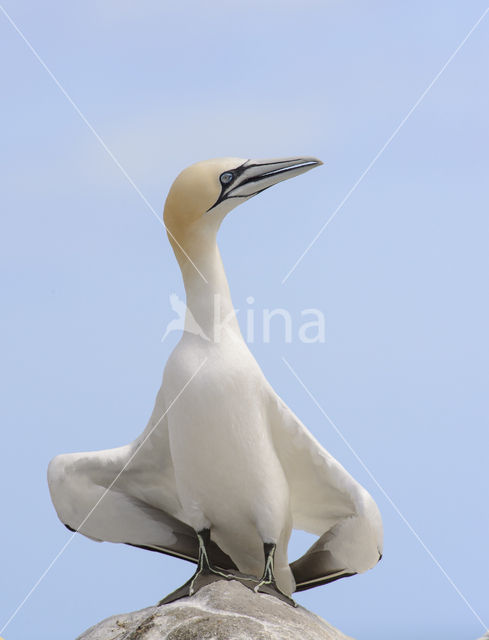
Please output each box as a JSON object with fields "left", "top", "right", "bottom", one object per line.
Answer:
{"left": 158, "top": 529, "right": 258, "bottom": 606}
{"left": 158, "top": 568, "right": 226, "bottom": 605}
{"left": 253, "top": 542, "right": 297, "bottom": 607}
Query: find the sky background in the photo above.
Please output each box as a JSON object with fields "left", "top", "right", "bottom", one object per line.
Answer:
{"left": 1, "top": 2, "right": 488, "bottom": 639}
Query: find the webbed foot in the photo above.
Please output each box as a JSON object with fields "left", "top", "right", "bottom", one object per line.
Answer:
{"left": 254, "top": 578, "right": 297, "bottom": 607}
{"left": 253, "top": 542, "right": 297, "bottom": 607}
{"left": 158, "top": 567, "right": 260, "bottom": 605}
{"left": 158, "top": 528, "right": 260, "bottom": 606}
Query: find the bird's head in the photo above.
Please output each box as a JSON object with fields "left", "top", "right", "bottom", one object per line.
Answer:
{"left": 163, "top": 156, "right": 322, "bottom": 249}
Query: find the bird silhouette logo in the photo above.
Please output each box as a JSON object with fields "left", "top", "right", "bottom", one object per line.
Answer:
{"left": 161, "top": 293, "right": 209, "bottom": 342}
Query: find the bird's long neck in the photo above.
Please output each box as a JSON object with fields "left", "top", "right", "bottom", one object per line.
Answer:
{"left": 172, "top": 229, "right": 241, "bottom": 342}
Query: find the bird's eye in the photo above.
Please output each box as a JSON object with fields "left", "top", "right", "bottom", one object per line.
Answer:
{"left": 220, "top": 172, "right": 234, "bottom": 185}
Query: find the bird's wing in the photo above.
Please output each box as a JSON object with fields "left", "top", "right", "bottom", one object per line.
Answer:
{"left": 268, "top": 393, "right": 383, "bottom": 592}
{"left": 48, "top": 389, "right": 236, "bottom": 571}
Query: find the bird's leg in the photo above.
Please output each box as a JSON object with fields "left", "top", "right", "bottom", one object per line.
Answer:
{"left": 158, "top": 528, "right": 257, "bottom": 605}
{"left": 188, "top": 528, "right": 237, "bottom": 594}
{"left": 254, "top": 542, "right": 276, "bottom": 590}
{"left": 253, "top": 542, "right": 297, "bottom": 607}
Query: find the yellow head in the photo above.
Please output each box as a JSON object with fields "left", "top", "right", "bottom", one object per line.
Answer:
{"left": 163, "top": 156, "right": 322, "bottom": 251}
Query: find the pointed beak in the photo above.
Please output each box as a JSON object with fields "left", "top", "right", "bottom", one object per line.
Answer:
{"left": 208, "top": 156, "right": 323, "bottom": 211}
{"left": 230, "top": 157, "right": 323, "bottom": 198}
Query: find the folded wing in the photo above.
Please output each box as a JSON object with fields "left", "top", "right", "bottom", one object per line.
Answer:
{"left": 47, "top": 393, "right": 236, "bottom": 570}
{"left": 269, "top": 394, "right": 383, "bottom": 591}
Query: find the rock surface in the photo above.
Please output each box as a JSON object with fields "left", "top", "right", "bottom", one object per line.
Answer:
{"left": 76, "top": 580, "right": 353, "bottom": 640}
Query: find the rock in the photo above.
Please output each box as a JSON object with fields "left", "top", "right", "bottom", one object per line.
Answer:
{"left": 76, "top": 580, "right": 353, "bottom": 640}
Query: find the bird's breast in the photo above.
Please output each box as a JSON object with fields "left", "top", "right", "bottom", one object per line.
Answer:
{"left": 162, "top": 337, "right": 288, "bottom": 521}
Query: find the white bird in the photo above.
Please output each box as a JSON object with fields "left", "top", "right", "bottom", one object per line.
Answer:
{"left": 48, "top": 157, "right": 383, "bottom": 606}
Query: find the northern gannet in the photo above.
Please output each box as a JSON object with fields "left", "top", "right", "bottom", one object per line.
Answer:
{"left": 48, "top": 157, "right": 383, "bottom": 606}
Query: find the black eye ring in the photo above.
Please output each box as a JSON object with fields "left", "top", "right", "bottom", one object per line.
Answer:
{"left": 220, "top": 172, "right": 234, "bottom": 185}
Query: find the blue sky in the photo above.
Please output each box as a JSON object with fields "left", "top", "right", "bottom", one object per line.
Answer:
{"left": 1, "top": 2, "right": 488, "bottom": 639}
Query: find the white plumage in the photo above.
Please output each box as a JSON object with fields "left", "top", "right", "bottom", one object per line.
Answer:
{"left": 48, "top": 157, "right": 382, "bottom": 602}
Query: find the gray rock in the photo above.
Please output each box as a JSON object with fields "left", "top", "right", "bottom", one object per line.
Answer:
{"left": 76, "top": 580, "right": 353, "bottom": 640}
